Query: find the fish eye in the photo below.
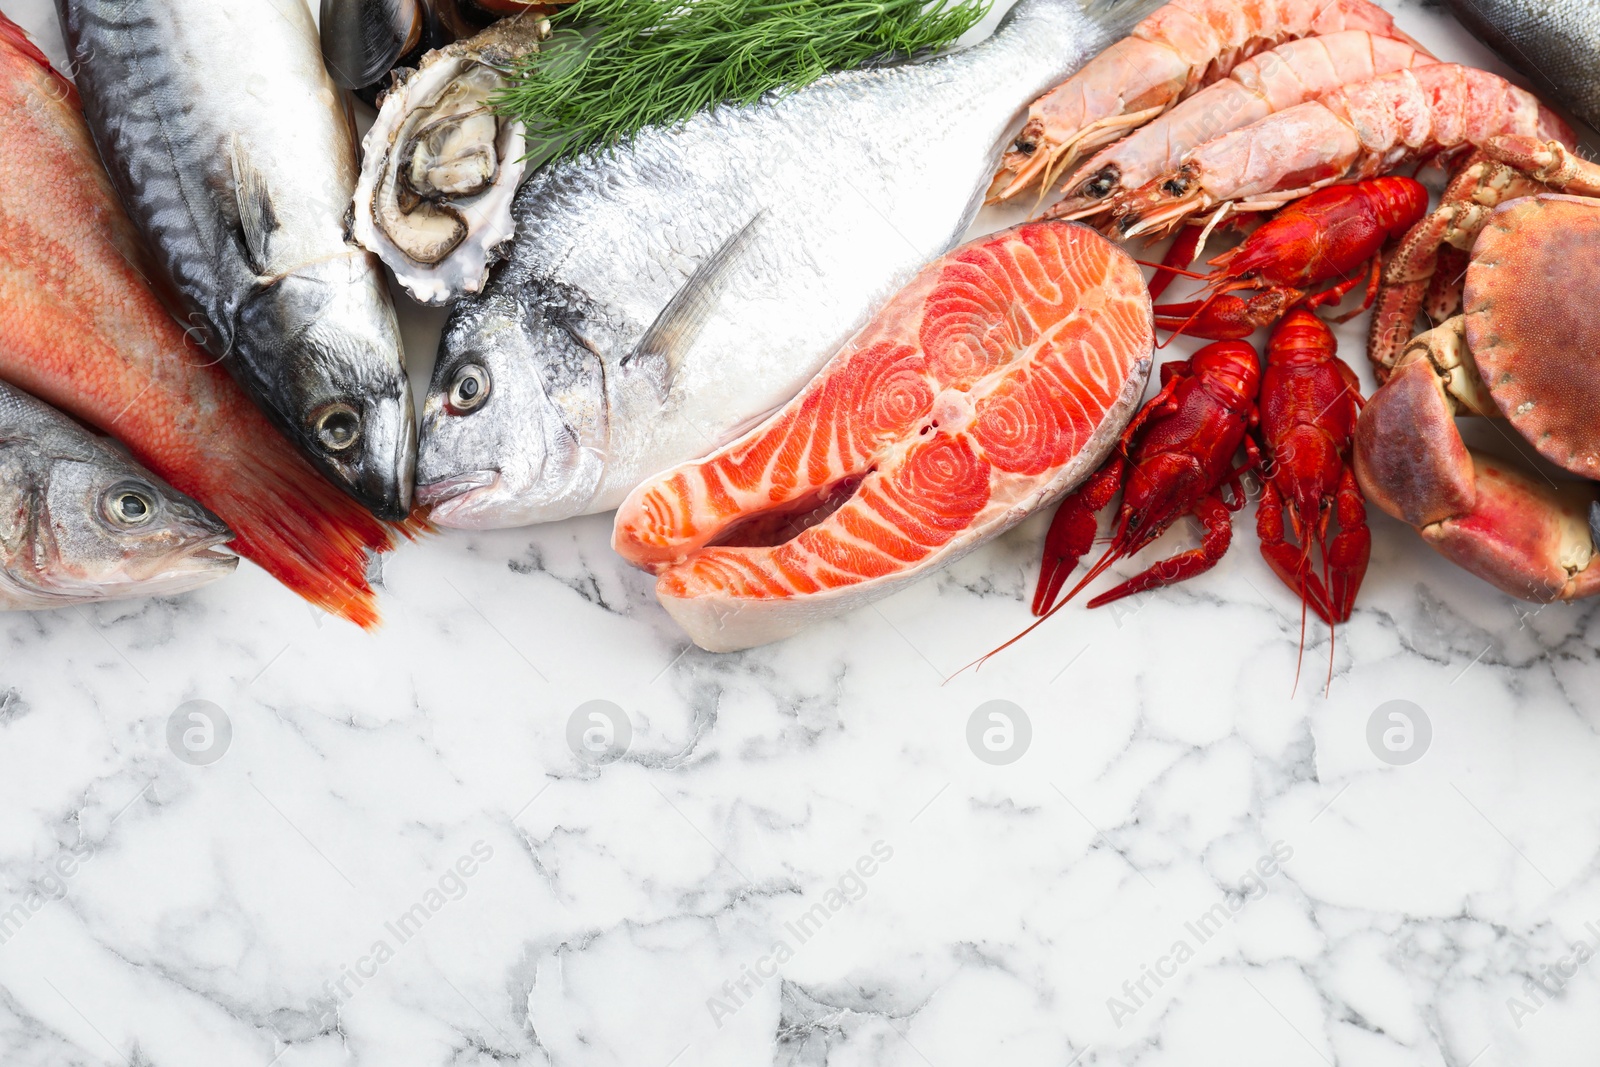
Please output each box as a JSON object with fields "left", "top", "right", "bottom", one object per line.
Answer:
{"left": 104, "top": 484, "right": 156, "bottom": 528}
{"left": 316, "top": 405, "right": 362, "bottom": 452}
{"left": 448, "top": 363, "right": 490, "bottom": 413}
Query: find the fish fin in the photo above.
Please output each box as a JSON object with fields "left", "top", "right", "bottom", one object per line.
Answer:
{"left": 228, "top": 135, "right": 279, "bottom": 276}
{"left": 191, "top": 428, "right": 428, "bottom": 629}
{"left": 622, "top": 212, "right": 765, "bottom": 397}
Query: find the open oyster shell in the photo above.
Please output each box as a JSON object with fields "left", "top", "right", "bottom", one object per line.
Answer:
{"left": 353, "top": 14, "right": 547, "bottom": 306}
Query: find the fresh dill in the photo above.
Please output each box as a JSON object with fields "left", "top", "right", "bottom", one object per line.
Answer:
{"left": 495, "top": 0, "right": 993, "bottom": 162}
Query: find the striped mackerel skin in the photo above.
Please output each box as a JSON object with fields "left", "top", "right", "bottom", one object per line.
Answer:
{"left": 56, "top": 0, "right": 417, "bottom": 520}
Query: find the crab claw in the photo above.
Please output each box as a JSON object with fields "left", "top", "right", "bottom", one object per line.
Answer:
{"left": 1482, "top": 137, "right": 1600, "bottom": 197}
{"left": 1353, "top": 329, "right": 1600, "bottom": 602}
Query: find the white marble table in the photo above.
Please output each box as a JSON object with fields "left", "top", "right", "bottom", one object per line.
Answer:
{"left": 4, "top": 1, "right": 1600, "bottom": 1064}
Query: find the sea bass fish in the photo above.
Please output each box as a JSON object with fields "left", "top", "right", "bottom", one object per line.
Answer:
{"left": 1441, "top": 0, "right": 1600, "bottom": 133}
{"left": 613, "top": 221, "right": 1153, "bottom": 652}
{"left": 0, "top": 11, "right": 411, "bottom": 627}
{"left": 57, "top": 0, "right": 417, "bottom": 520}
{"left": 0, "top": 381, "right": 236, "bottom": 610}
{"left": 416, "top": 0, "right": 1150, "bottom": 528}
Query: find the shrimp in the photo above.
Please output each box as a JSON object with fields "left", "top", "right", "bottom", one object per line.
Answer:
{"left": 1114, "top": 64, "right": 1575, "bottom": 238}
{"left": 987, "top": 0, "right": 1424, "bottom": 205}
{"left": 1046, "top": 30, "right": 1436, "bottom": 224}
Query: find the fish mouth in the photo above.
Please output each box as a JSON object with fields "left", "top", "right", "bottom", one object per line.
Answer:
{"left": 418, "top": 469, "right": 497, "bottom": 506}
{"left": 417, "top": 469, "right": 500, "bottom": 525}
{"left": 90, "top": 534, "right": 240, "bottom": 602}
{"left": 189, "top": 534, "right": 241, "bottom": 569}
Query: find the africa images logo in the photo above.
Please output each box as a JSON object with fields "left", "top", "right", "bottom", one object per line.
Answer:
{"left": 967, "top": 700, "right": 1031, "bottom": 766}
{"left": 166, "top": 700, "right": 232, "bottom": 766}
{"left": 1107, "top": 840, "right": 1294, "bottom": 1028}
{"left": 293, "top": 840, "right": 495, "bottom": 1029}
{"left": 706, "top": 840, "right": 895, "bottom": 1028}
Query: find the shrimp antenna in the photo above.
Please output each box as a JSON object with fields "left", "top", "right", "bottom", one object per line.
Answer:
{"left": 1193, "top": 202, "right": 1232, "bottom": 260}
{"left": 959, "top": 568, "right": 1085, "bottom": 675}
{"left": 1288, "top": 517, "right": 1318, "bottom": 699}
{"left": 1060, "top": 540, "right": 1126, "bottom": 606}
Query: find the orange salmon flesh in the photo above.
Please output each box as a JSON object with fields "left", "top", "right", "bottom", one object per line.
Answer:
{"left": 614, "top": 221, "right": 1155, "bottom": 651}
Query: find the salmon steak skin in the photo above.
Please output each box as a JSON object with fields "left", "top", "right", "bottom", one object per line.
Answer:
{"left": 613, "top": 221, "right": 1154, "bottom": 652}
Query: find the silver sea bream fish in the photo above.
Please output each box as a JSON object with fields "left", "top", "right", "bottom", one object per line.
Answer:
{"left": 56, "top": 0, "right": 418, "bottom": 521}
{"left": 1441, "top": 0, "right": 1600, "bottom": 133}
{"left": 416, "top": 0, "right": 1146, "bottom": 528}
{"left": 0, "top": 381, "right": 236, "bottom": 610}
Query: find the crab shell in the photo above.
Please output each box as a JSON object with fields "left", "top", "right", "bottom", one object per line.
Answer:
{"left": 1464, "top": 193, "right": 1600, "bottom": 478}
{"left": 1355, "top": 193, "right": 1600, "bottom": 602}
{"left": 352, "top": 15, "right": 546, "bottom": 306}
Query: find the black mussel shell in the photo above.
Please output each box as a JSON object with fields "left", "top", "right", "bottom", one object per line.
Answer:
{"left": 319, "top": 0, "right": 425, "bottom": 91}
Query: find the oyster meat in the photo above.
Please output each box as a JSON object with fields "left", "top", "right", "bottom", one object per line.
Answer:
{"left": 353, "top": 14, "right": 547, "bottom": 305}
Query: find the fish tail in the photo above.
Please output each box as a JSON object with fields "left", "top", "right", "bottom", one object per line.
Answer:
{"left": 0, "top": 11, "right": 79, "bottom": 109}
{"left": 196, "top": 445, "right": 428, "bottom": 629}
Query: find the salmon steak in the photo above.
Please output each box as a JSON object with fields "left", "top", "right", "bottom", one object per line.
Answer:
{"left": 613, "top": 221, "right": 1154, "bottom": 652}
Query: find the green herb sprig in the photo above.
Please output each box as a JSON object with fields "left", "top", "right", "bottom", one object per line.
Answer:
{"left": 496, "top": 0, "right": 993, "bottom": 163}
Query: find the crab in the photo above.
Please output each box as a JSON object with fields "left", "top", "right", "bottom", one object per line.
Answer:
{"left": 1366, "top": 149, "right": 1549, "bottom": 375}
{"left": 1354, "top": 137, "right": 1600, "bottom": 602}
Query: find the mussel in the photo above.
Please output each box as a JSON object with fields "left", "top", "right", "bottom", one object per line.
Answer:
{"left": 320, "top": 0, "right": 557, "bottom": 101}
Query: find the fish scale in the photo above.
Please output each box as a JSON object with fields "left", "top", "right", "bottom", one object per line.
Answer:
{"left": 416, "top": 0, "right": 1158, "bottom": 529}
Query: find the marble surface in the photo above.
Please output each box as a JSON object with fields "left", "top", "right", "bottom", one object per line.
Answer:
{"left": 5, "top": 1, "right": 1600, "bottom": 1064}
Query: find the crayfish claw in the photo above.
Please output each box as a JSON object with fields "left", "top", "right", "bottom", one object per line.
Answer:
{"left": 1085, "top": 494, "right": 1235, "bottom": 609}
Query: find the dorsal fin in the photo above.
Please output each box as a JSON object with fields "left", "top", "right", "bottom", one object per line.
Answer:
{"left": 622, "top": 212, "right": 765, "bottom": 396}
{"left": 228, "top": 135, "right": 279, "bottom": 276}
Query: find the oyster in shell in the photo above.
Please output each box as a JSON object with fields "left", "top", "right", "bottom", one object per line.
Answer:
{"left": 353, "top": 14, "right": 547, "bottom": 305}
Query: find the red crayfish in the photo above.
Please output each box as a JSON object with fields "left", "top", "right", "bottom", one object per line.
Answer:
{"left": 991, "top": 312, "right": 1370, "bottom": 682}
{"left": 1255, "top": 309, "right": 1369, "bottom": 634}
{"left": 1033, "top": 339, "right": 1262, "bottom": 616}
{"left": 1149, "top": 176, "right": 1428, "bottom": 342}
